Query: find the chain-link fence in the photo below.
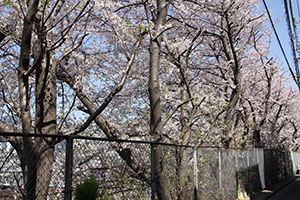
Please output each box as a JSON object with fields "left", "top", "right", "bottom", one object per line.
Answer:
{"left": 1, "top": 132, "right": 300, "bottom": 200}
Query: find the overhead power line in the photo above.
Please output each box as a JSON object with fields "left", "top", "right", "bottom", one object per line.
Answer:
{"left": 284, "top": 0, "right": 300, "bottom": 83}
{"left": 297, "top": 0, "right": 300, "bottom": 20}
{"left": 261, "top": 0, "right": 300, "bottom": 88}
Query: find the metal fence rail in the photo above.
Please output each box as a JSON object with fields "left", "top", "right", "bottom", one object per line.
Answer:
{"left": 1, "top": 132, "right": 300, "bottom": 200}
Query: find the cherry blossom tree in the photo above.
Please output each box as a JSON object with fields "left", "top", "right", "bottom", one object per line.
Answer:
{"left": 1, "top": 0, "right": 300, "bottom": 199}
{"left": 0, "top": 0, "right": 93, "bottom": 199}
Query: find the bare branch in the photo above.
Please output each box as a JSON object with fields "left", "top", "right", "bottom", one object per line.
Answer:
{"left": 44, "top": 1, "right": 80, "bottom": 33}
{"left": 43, "top": 0, "right": 64, "bottom": 25}
{"left": 56, "top": 33, "right": 88, "bottom": 64}
{"left": 64, "top": 37, "right": 143, "bottom": 135}
{"left": 58, "top": 94, "right": 77, "bottom": 133}
{"left": 0, "top": 149, "right": 14, "bottom": 172}
{"left": 48, "top": 1, "right": 91, "bottom": 50}
{"left": 160, "top": 98, "right": 193, "bottom": 131}
{"left": 0, "top": 68, "right": 19, "bottom": 115}
{"left": 0, "top": 26, "right": 15, "bottom": 43}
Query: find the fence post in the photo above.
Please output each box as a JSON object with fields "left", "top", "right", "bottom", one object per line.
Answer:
{"left": 218, "top": 148, "right": 222, "bottom": 200}
{"left": 235, "top": 150, "right": 239, "bottom": 199}
{"left": 64, "top": 136, "right": 74, "bottom": 200}
{"left": 151, "top": 143, "right": 156, "bottom": 200}
{"left": 193, "top": 147, "right": 198, "bottom": 200}
{"left": 246, "top": 150, "right": 250, "bottom": 167}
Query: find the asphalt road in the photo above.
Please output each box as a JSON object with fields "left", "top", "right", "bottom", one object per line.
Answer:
{"left": 268, "top": 177, "right": 300, "bottom": 200}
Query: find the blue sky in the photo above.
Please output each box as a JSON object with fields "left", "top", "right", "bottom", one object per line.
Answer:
{"left": 262, "top": 0, "right": 297, "bottom": 79}
{"left": 264, "top": 1, "right": 292, "bottom": 60}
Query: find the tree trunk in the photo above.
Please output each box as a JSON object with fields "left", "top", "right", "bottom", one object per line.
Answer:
{"left": 176, "top": 148, "right": 192, "bottom": 200}
{"left": 17, "top": 0, "right": 57, "bottom": 198}
{"left": 220, "top": 12, "right": 242, "bottom": 148}
{"left": 177, "top": 59, "right": 193, "bottom": 200}
{"left": 36, "top": 146, "right": 55, "bottom": 199}
{"left": 17, "top": 1, "right": 40, "bottom": 199}
{"left": 149, "top": 1, "right": 172, "bottom": 199}
{"left": 34, "top": 44, "right": 57, "bottom": 199}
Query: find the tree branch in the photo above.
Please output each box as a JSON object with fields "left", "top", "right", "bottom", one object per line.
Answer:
{"left": 160, "top": 98, "right": 192, "bottom": 132}
{"left": 57, "top": 94, "right": 77, "bottom": 133}
{"left": 63, "top": 37, "right": 142, "bottom": 136}
{"left": 48, "top": 1, "right": 91, "bottom": 51}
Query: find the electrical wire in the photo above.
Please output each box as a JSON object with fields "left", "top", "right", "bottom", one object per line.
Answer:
{"left": 261, "top": 0, "right": 299, "bottom": 87}
{"left": 284, "top": 0, "right": 300, "bottom": 81}
{"left": 289, "top": 0, "right": 300, "bottom": 81}
{"left": 296, "top": 0, "right": 300, "bottom": 20}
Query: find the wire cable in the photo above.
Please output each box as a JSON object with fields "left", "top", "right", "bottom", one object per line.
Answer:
{"left": 261, "top": 0, "right": 299, "bottom": 86}
{"left": 296, "top": 0, "right": 300, "bottom": 20}
{"left": 284, "top": 0, "right": 300, "bottom": 81}
{"left": 289, "top": 0, "right": 300, "bottom": 80}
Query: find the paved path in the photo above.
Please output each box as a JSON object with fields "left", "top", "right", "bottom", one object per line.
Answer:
{"left": 267, "top": 177, "right": 300, "bottom": 200}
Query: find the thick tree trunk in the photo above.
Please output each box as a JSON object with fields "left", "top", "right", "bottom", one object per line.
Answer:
{"left": 17, "top": 1, "right": 40, "bottom": 199}
{"left": 177, "top": 148, "right": 192, "bottom": 200}
{"left": 36, "top": 147, "right": 54, "bottom": 199}
{"left": 148, "top": 1, "right": 172, "bottom": 200}
{"left": 35, "top": 45, "right": 57, "bottom": 199}
{"left": 21, "top": 147, "right": 38, "bottom": 200}
{"left": 220, "top": 12, "right": 242, "bottom": 148}
{"left": 177, "top": 59, "right": 193, "bottom": 200}
{"left": 223, "top": 84, "right": 240, "bottom": 147}
{"left": 17, "top": 1, "right": 56, "bottom": 199}
{"left": 154, "top": 146, "right": 172, "bottom": 200}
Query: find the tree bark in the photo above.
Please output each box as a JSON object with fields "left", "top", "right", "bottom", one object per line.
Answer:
{"left": 220, "top": 12, "right": 242, "bottom": 148}
{"left": 34, "top": 48, "right": 56, "bottom": 199}
{"left": 32, "top": 7, "right": 57, "bottom": 196}
{"left": 177, "top": 59, "right": 193, "bottom": 200}
{"left": 17, "top": 0, "right": 56, "bottom": 199}
{"left": 17, "top": 1, "right": 40, "bottom": 199}
{"left": 0, "top": 27, "right": 7, "bottom": 43}
{"left": 149, "top": 1, "right": 172, "bottom": 199}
